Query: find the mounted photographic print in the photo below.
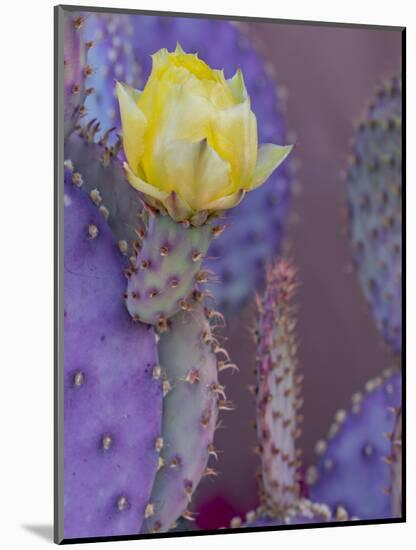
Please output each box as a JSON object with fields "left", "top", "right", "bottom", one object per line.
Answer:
{"left": 54, "top": 4, "right": 405, "bottom": 544}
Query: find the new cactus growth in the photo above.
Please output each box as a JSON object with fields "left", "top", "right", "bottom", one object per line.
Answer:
{"left": 231, "top": 260, "right": 343, "bottom": 529}
{"left": 347, "top": 76, "right": 402, "bottom": 354}
{"left": 255, "top": 260, "right": 301, "bottom": 515}
{"left": 142, "top": 303, "right": 230, "bottom": 533}
{"left": 63, "top": 165, "right": 163, "bottom": 538}
{"left": 63, "top": 12, "right": 93, "bottom": 139}
{"left": 65, "top": 129, "right": 144, "bottom": 257}
{"left": 125, "top": 214, "right": 214, "bottom": 327}
{"left": 390, "top": 407, "right": 402, "bottom": 517}
{"left": 309, "top": 370, "right": 402, "bottom": 520}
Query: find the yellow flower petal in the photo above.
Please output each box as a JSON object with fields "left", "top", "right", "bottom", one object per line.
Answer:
{"left": 249, "top": 144, "right": 293, "bottom": 190}
{"left": 227, "top": 68, "right": 248, "bottom": 103}
{"left": 123, "top": 162, "right": 168, "bottom": 202}
{"left": 141, "top": 75, "right": 213, "bottom": 188}
{"left": 204, "top": 189, "right": 246, "bottom": 212}
{"left": 116, "top": 81, "right": 147, "bottom": 175}
{"left": 161, "top": 139, "right": 231, "bottom": 210}
{"left": 208, "top": 99, "right": 257, "bottom": 188}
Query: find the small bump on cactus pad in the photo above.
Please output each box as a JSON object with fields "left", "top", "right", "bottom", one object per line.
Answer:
{"left": 63, "top": 166, "right": 163, "bottom": 538}
{"left": 347, "top": 76, "right": 402, "bottom": 354}
{"left": 142, "top": 303, "right": 229, "bottom": 533}
{"left": 308, "top": 369, "right": 402, "bottom": 520}
{"left": 125, "top": 213, "right": 214, "bottom": 327}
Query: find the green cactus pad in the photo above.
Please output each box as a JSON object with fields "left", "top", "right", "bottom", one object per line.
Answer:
{"left": 142, "top": 304, "right": 224, "bottom": 533}
{"left": 125, "top": 214, "right": 214, "bottom": 327}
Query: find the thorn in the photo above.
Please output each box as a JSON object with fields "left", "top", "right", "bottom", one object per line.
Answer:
{"left": 170, "top": 455, "right": 182, "bottom": 468}
{"left": 213, "top": 346, "right": 230, "bottom": 360}
{"left": 230, "top": 517, "right": 242, "bottom": 528}
{"left": 208, "top": 443, "right": 219, "bottom": 460}
{"left": 118, "top": 240, "right": 128, "bottom": 255}
{"left": 163, "top": 380, "right": 172, "bottom": 397}
{"left": 192, "top": 250, "right": 203, "bottom": 262}
{"left": 169, "top": 277, "right": 179, "bottom": 289}
{"left": 99, "top": 205, "right": 109, "bottom": 220}
{"left": 144, "top": 503, "right": 155, "bottom": 518}
{"left": 203, "top": 467, "right": 218, "bottom": 477}
{"left": 157, "top": 315, "right": 168, "bottom": 333}
{"left": 218, "top": 399, "right": 235, "bottom": 411}
{"left": 182, "top": 510, "right": 196, "bottom": 521}
{"left": 184, "top": 480, "right": 193, "bottom": 501}
{"left": 117, "top": 496, "right": 128, "bottom": 512}
{"left": 217, "top": 361, "right": 239, "bottom": 372}
{"left": 71, "top": 172, "right": 83, "bottom": 187}
{"left": 155, "top": 437, "right": 164, "bottom": 452}
{"left": 184, "top": 368, "right": 200, "bottom": 384}
{"left": 87, "top": 224, "right": 99, "bottom": 239}
{"left": 179, "top": 299, "right": 192, "bottom": 311}
{"left": 211, "top": 225, "right": 227, "bottom": 238}
{"left": 152, "top": 365, "right": 161, "bottom": 380}
{"left": 160, "top": 245, "right": 169, "bottom": 256}
{"left": 157, "top": 456, "right": 165, "bottom": 471}
{"left": 210, "top": 383, "right": 227, "bottom": 399}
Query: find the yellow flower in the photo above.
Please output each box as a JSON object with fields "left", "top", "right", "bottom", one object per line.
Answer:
{"left": 116, "top": 44, "right": 292, "bottom": 225}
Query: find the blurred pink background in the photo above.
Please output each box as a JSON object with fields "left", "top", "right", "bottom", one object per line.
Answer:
{"left": 193, "top": 20, "right": 402, "bottom": 529}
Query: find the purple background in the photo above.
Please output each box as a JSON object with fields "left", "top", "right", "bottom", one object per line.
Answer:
{"left": 194, "top": 20, "right": 402, "bottom": 528}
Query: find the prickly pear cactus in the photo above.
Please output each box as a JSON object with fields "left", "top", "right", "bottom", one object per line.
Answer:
{"left": 309, "top": 370, "right": 402, "bottom": 520}
{"left": 79, "top": 12, "right": 292, "bottom": 316}
{"left": 63, "top": 12, "right": 93, "bottom": 138}
{"left": 255, "top": 260, "right": 302, "bottom": 514}
{"left": 63, "top": 165, "right": 163, "bottom": 539}
{"left": 231, "top": 260, "right": 346, "bottom": 529}
{"left": 125, "top": 214, "right": 218, "bottom": 327}
{"left": 65, "top": 129, "right": 144, "bottom": 257}
{"left": 390, "top": 407, "right": 402, "bottom": 517}
{"left": 142, "top": 303, "right": 231, "bottom": 533}
{"left": 347, "top": 76, "right": 402, "bottom": 354}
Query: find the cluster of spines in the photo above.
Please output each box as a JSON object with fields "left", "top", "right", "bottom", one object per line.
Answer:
{"left": 308, "top": 368, "right": 401, "bottom": 520}
{"left": 253, "top": 260, "right": 303, "bottom": 515}
{"left": 141, "top": 300, "right": 237, "bottom": 533}
{"left": 346, "top": 76, "right": 402, "bottom": 355}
